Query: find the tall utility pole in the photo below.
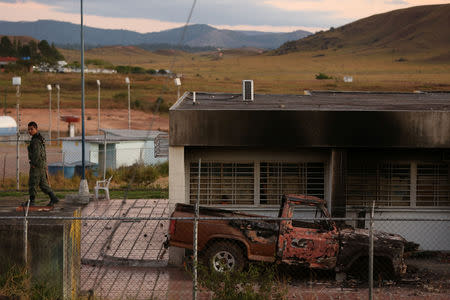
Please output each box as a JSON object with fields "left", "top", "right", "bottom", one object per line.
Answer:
{"left": 56, "top": 84, "right": 60, "bottom": 141}
{"left": 97, "top": 80, "right": 101, "bottom": 134}
{"left": 78, "top": 0, "right": 89, "bottom": 198}
{"left": 12, "top": 77, "right": 21, "bottom": 191}
{"left": 46, "top": 84, "right": 52, "bottom": 142}
{"left": 125, "top": 77, "right": 130, "bottom": 130}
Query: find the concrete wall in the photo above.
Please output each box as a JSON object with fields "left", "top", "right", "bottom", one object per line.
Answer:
{"left": 348, "top": 208, "right": 450, "bottom": 251}
{"left": 115, "top": 141, "right": 145, "bottom": 167}
{"left": 0, "top": 209, "right": 81, "bottom": 299}
{"left": 168, "top": 146, "right": 185, "bottom": 265}
{"left": 169, "top": 146, "right": 186, "bottom": 212}
{"left": 62, "top": 141, "right": 96, "bottom": 164}
{"left": 115, "top": 141, "right": 168, "bottom": 167}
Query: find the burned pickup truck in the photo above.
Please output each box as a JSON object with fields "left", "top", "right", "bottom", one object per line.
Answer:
{"left": 166, "top": 194, "right": 414, "bottom": 278}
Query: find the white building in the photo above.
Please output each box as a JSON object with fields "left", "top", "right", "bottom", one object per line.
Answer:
{"left": 169, "top": 90, "right": 450, "bottom": 254}
{"left": 62, "top": 129, "right": 168, "bottom": 170}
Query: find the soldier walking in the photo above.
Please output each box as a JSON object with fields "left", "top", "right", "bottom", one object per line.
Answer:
{"left": 26, "top": 121, "right": 59, "bottom": 207}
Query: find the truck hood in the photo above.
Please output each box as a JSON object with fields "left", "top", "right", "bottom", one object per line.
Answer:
{"left": 339, "top": 227, "right": 407, "bottom": 246}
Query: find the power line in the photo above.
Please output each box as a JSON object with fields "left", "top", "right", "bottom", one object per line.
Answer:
{"left": 121, "top": 0, "right": 198, "bottom": 203}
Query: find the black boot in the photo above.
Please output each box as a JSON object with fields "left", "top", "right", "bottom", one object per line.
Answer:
{"left": 47, "top": 192, "right": 59, "bottom": 206}
{"left": 22, "top": 196, "right": 35, "bottom": 207}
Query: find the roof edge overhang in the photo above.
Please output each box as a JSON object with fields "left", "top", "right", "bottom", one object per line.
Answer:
{"left": 169, "top": 109, "right": 450, "bottom": 148}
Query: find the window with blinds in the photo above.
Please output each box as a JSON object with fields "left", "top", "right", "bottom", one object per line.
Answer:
{"left": 260, "top": 162, "right": 325, "bottom": 205}
{"left": 189, "top": 162, "right": 254, "bottom": 205}
{"left": 417, "top": 163, "right": 450, "bottom": 207}
{"left": 347, "top": 163, "right": 410, "bottom": 206}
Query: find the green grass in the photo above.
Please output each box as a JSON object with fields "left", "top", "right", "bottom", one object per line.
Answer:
{"left": 0, "top": 188, "right": 168, "bottom": 202}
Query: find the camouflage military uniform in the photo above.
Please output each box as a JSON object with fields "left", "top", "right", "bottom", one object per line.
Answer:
{"left": 28, "top": 132, "right": 58, "bottom": 205}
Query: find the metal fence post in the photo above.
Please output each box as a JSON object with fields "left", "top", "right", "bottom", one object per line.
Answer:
{"left": 62, "top": 151, "right": 65, "bottom": 178}
{"left": 2, "top": 153, "right": 6, "bottom": 185}
{"left": 16, "top": 85, "right": 20, "bottom": 191}
{"left": 56, "top": 84, "right": 60, "bottom": 142}
{"left": 24, "top": 200, "right": 30, "bottom": 269}
{"left": 369, "top": 201, "right": 375, "bottom": 300}
{"left": 103, "top": 132, "right": 107, "bottom": 180}
{"left": 193, "top": 158, "right": 201, "bottom": 300}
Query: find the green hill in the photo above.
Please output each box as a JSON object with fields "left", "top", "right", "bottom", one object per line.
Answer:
{"left": 275, "top": 4, "right": 450, "bottom": 61}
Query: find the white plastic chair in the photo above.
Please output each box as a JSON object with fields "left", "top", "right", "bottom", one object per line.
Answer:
{"left": 94, "top": 176, "right": 113, "bottom": 201}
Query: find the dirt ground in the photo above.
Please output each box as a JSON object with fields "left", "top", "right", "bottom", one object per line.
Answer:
{"left": 166, "top": 257, "right": 450, "bottom": 300}
{"left": 5, "top": 108, "right": 169, "bottom": 136}
{"left": 283, "top": 255, "right": 450, "bottom": 299}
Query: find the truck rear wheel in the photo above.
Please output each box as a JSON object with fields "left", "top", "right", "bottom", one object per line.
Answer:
{"left": 204, "top": 241, "right": 246, "bottom": 273}
{"left": 349, "top": 256, "right": 395, "bottom": 281}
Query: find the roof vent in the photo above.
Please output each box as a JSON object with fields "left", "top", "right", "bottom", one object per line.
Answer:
{"left": 242, "top": 80, "right": 254, "bottom": 101}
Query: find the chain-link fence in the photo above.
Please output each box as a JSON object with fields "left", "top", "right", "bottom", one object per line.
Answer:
{"left": 0, "top": 138, "right": 168, "bottom": 192}
{"left": 0, "top": 198, "right": 449, "bottom": 299}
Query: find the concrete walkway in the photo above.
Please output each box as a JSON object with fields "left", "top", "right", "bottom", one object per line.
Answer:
{"left": 80, "top": 198, "right": 171, "bottom": 299}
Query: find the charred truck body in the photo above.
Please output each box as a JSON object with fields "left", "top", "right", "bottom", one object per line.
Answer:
{"left": 166, "top": 194, "right": 413, "bottom": 278}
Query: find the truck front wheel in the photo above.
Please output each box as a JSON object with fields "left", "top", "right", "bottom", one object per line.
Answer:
{"left": 204, "top": 241, "right": 246, "bottom": 273}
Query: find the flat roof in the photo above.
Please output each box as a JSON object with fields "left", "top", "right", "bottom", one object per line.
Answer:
{"left": 172, "top": 91, "right": 450, "bottom": 111}
{"left": 61, "top": 130, "right": 167, "bottom": 143}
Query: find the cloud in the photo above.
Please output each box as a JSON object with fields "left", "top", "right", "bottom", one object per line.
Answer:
{"left": 0, "top": 0, "right": 350, "bottom": 28}
{"left": 0, "top": 0, "right": 447, "bottom": 33}
{"left": 385, "top": 0, "right": 409, "bottom": 4}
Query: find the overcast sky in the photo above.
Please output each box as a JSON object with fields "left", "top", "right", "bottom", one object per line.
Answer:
{"left": 0, "top": 0, "right": 446, "bottom": 33}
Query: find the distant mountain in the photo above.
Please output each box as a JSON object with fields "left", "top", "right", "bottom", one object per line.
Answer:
{"left": 0, "top": 20, "right": 311, "bottom": 50}
{"left": 274, "top": 4, "right": 450, "bottom": 55}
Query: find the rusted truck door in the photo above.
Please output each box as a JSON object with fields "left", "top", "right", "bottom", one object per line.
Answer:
{"left": 278, "top": 210, "right": 339, "bottom": 269}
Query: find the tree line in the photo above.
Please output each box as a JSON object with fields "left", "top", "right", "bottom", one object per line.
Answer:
{"left": 0, "top": 36, "right": 65, "bottom": 71}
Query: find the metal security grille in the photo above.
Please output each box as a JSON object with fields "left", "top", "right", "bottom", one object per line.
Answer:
{"left": 189, "top": 162, "right": 254, "bottom": 205}
{"left": 154, "top": 133, "right": 169, "bottom": 158}
{"left": 242, "top": 80, "right": 253, "bottom": 101}
{"left": 260, "top": 162, "right": 325, "bottom": 205}
{"left": 347, "top": 163, "right": 410, "bottom": 206}
{"left": 417, "top": 163, "right": 450, "bottom": 206}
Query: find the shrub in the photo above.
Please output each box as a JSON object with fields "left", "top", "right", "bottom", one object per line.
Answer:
{"left": 115, "top": 65, "right": 130, "bottom": 74}
{"left": 156, "top": 161, "right": 168, "bottom": 177}
{"left": 115, "top": 65, "right": 145, "bottom": 74}
{"left": 131, "top": 66, "right": 146, "bottom": 74}
{"left": 315, "top": 72, "right": 332, "bottom": 80}
{"left": 113, "top": 92, "right": 128, "bottom": 100}
{"left": 0, "top": 264, "right": 59, "bottom": 300}
{"left": 152, "top": 97, "right": 171, "bottom": 113}
{"left": 132, "top": 99, "right": 142, "bottom": 108}
{"left": 108, "top": 163, "right": 160, "bottom": 187}
{"left": 195, "top": 263, "right": 288, "bottom": 300}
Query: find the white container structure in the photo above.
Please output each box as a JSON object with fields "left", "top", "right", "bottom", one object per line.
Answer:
{"left": 0, "top": 116, "right": 17, "bottom": 136}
